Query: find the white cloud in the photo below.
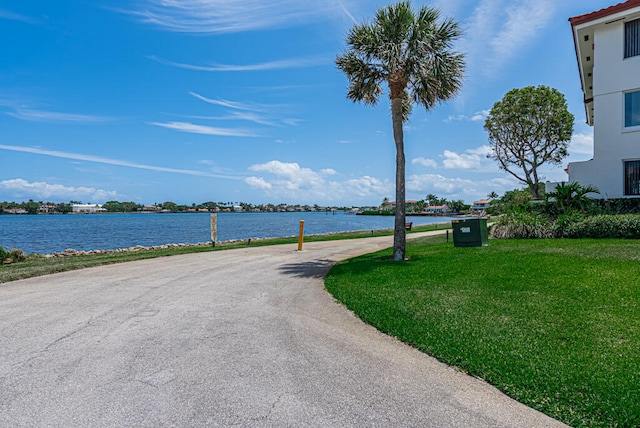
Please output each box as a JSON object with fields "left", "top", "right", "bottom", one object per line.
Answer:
{"left": 470, "top": 110, "right": 490, "bottom": 121}
{"left": 245, "top": 160, "right": 392, "bottom": 202}
{"left": 0, "top": 144, "right": 241, "bottom": 179}
{"left": 0, "top": 178, "right": 119, "bottom": 202}
{"left": 444, "top": 110, "right": 489, "bottom": 123}
{"left": 244, "top": 176, "right": 272, "bottom": 190}
{"left": 407, "top": 173, "right": 518, "bottom": 201}
{"left": 461, "top": 0, "right": 556, "bottom": 78}
{"left": 412, "top": 157, "right": 438, "bottom": 168}
{"left": 148, "top": 121, "right": 257, "bottom": 137}
{"left": 149, "top": 55, "right": 328, "bottom": 72}
{"left": 569, "top": 131, "right": 594, "bottom": 156}
{"left": 441, "top": 145, "right": 494, "bottom": 171}
{"left": 7, "top": 108, "right": 112, "bottom": 123}
{"left": 126, "top": 0, "right": 356, "bottom": 33}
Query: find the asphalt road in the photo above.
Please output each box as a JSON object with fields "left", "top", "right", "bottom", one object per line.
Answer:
{"left": 0, "top": 232, "right": 567, "bottom": 427}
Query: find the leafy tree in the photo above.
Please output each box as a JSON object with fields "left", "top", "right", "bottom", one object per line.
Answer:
{"left": 415, "top": 199, "right": 427, "bottom": 212}
{"left": 25, "top": 199, "right": 40, "bottom": 215}
{"left": 426, "top": 193, "right": 447, "bottom": 206}
{"left": 56, "top": 202, "right": 72, "bottom": 214}
{"left": 161, "top": 201, "right": 178, "bottom": 212}
{"left": 447, "top": 199, "right": 466, "bottom": 213}
{"left": 484, "top": 85, "right": 574, "bottom": 200}
{"left": 336, "top": 1, "right": 464, "bottom": 260}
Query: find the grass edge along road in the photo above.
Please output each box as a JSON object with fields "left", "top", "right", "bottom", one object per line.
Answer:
{"left": 0, "top": 222, "right": 450, "bottom": 283}
{"left": 325, "top": 235, "right": 640, "bottom": 428}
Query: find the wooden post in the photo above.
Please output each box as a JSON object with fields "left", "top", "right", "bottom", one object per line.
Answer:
{"left": 297, "top": 220, "right": 305, "bottom": 251}
{"left": 210, "top": 213, "right": 217, "bottom": 247}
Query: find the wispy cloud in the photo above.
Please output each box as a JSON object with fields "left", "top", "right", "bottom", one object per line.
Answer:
{"left": 189, "top": 92, "right": 273, "bottom": 112}
{"left": 0, "top": 178, "right": 119, "bottom": 202}
{"left": 460, "top": 0, "right": 555, "bottom": 78}
{"left": 124, "top": 0, "right": 357, "bottom": 33}
{"left": 0, "top": 7, "right": 38, "bottom": 24}
{"left": 148, "top": 55, "right": 328, "bottom": 72}
{"left": 0, "top": 144, "right": 241, "bottom": 179}
{"left": 336, "top": 0, "right": 356, "bottom": 24}
{"left": 148, "top": 121, "right": 258, "bottom": 137}
{"left": 188, "top": 92, "right": 296, "bottom": 127}
{"left": 6, "top": 108, "right": 113, "bottom": 123}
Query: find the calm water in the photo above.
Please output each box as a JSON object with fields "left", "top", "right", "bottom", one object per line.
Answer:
{"left": 0, "top": 212, "right": 455, "bottom": 254}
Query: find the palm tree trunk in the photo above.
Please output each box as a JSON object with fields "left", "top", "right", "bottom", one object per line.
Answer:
{"left": 391, "top": 96, "right": 406, "bottom": 261}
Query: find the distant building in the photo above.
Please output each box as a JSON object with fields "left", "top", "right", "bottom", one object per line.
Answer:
{"left": 4, "top": 208, "right": 28, "bottom": 214}
{"left": 567, "top": 0, "right": 640, "bottom": 198}
{"left": 471, "top": 199, "right": 492, "bottom": 211}
{"left": 38, "top": 204, "right": 57, "bottom": 214}
{"left": 141, "top": 205, "right": 161, "bottom": 212}
{"left": 71, "top": 204, "right": 106, "bottom": 214}
{"left": 425, "top": 205, "right": 448, "bottom": 214}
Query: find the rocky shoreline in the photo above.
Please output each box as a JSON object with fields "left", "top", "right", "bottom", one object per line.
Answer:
{"left": 40, "top": 236, "right": 294, "bottom": 258}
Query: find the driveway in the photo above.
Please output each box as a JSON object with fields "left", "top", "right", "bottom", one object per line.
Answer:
{"left": 0, "top": 232, "right": 567, "bottom": 427}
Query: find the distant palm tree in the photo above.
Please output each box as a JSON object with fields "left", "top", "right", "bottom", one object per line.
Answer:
{"left": 336, "top": 1, "right": 464, "bottom": 261}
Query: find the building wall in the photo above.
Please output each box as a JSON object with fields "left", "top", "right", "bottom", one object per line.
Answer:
{"left": 569, "top": 18, "right": 640, "bottom": 198}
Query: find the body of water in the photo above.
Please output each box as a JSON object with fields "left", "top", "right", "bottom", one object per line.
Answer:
{"left": 0, "top": 212, "right": 456, "bottom": 254}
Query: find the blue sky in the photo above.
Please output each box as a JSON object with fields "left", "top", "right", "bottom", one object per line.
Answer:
{"left": 0, "top": 0, "right": 616, "bottom": 206}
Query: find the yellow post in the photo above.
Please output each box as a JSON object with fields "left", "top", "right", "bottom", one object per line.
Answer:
{"left": 210, "top": 213, "right": 217, "bottom": 247}
{"left": 297, "top": 220, "right": 305, "bottom": 251}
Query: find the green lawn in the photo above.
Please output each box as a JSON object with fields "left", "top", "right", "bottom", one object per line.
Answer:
{"left": 325, "top": 236, "right": 640, "bottom": 427}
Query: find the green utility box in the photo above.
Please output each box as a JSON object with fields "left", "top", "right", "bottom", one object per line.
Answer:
{"left": 451, "top": 218, "right": 488, "bottom": 247}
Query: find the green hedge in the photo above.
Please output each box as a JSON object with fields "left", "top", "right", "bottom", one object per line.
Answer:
{"left": 492, "top": 213, "right": 640, "bottom": 239}
{"left": 563, "top": 214, "right": 640, "bottom": 239}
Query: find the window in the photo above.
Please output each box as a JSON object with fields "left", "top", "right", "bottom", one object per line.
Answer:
{"left": 625, "top": 91, "right": 640, "bottom": 128}
{"left": 625, "top": 18, "right": 640, "bottom": 58}
{"left": 625, "top": 160, "right": 640, "bottom": 196}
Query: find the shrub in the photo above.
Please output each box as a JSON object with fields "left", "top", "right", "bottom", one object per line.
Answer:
{"left": 596, "top": 198, "right": 640, "bottom": 215}
{"left": 0, "top": 246, "right": 26, "bottom": 264}
{"left": 491, "top": 210, "right": 558, "bottom": 239}
{"left": 563, "top": 214, "right": 640, "bottom": 239}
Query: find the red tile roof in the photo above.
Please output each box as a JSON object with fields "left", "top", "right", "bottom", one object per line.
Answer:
{"left": 569, "top": 0, "right": 640, "bottom": 26}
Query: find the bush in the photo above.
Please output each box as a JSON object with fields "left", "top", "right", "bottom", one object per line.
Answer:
{"left": 563, "top": 214, "right": 640, "bottom": 239}
{"left": 491, "top": 210, "right": 558, "bottom": 239}
{"left": 0, "top": 246, "right": 26, "bottom": 264}
{"left": 596, "top": 198, "right": 640, "bottom": 215}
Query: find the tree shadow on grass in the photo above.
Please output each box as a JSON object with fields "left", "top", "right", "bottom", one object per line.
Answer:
{"left": 278, "top": 259, "right": 336, "bottom": 279}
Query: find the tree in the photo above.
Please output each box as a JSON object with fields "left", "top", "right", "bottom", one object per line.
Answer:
{"left": 484, "top": 85, "right": 574, "bottom": 200}
{"left": 336, "top": 1, "right": 464, "bottom": 260}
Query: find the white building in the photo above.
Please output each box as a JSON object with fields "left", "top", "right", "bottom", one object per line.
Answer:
{"left": 71, "top": 203, "right": 106, "bottom": 214}
{"left": 567, "top": 0, "right": 640, "bottom": 198}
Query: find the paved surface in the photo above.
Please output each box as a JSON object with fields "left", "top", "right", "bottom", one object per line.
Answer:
{"left": 0, "top": 232, "right": 567, "bottom": 427}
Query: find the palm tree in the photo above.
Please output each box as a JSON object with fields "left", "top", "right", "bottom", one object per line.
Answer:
{"left": 336, "top": 1, "right": 464, "bottom": 261}
{"left": 546, "top": 182, "right": 599, "bottom": 213}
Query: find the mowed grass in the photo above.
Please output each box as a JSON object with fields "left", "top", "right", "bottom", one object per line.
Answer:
{"left": 325, "top": 236, "right": 640, "bottom": 427}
